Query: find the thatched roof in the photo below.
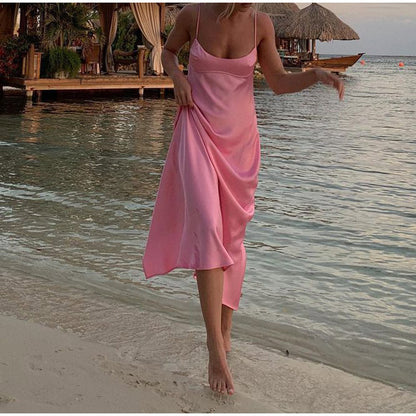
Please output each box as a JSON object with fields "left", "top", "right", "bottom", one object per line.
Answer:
{"left": 256, "top": 3, "right": 300, "bottom": 16}
{"left": 278, "top": 3, "right": 359, "bottom": 41}
{"left": 165, "top": 3, "right": 187, "bottom": 28}
{"left": 255, "top": 3, "right": 300, "bottom": 39}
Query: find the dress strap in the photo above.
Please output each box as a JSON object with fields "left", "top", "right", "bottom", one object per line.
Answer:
{"left": 195, "top": 3, "right": 201, "bottom": 41}
{"left": 254, "top": 9, "right": 257, "bottom": 49}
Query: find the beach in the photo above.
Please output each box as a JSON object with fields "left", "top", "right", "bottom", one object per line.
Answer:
{"left": 1, "top": 0, "right": 415, "bottom": 410}
{"left": 1, "top": 268, "right": 416, "bottom": 413}
{"left": 1, "top": 54, "right": 416, "bottom": 411}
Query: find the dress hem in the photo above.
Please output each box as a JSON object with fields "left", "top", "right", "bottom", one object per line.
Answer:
{"left": 143, "top": 260, "right": 234, "bottom": 280}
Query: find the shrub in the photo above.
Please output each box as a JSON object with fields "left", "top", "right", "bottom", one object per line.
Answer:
{"left": 0, "top": 45, "right": 18, "bottom": 78}
{"left": 0, "top": 34, "right": 41, "bottom": 78}
{"left": 41, "top": 46, "right": 81, "bottom": 78}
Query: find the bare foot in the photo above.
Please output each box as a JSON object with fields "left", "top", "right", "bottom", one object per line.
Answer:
{"left": 207, "top": 339, "right": 234, "bottom": 395}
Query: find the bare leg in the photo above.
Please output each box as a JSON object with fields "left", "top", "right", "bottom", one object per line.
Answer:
{"left": 196, "top": 268, "right": 235, "bottom": 395}
{"left": 221, "top": 304, "right": 233, "bottom": 353}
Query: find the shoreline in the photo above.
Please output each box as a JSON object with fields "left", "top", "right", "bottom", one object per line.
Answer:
{"left": 1, "top": 268, "right": 416, "bottom": 412}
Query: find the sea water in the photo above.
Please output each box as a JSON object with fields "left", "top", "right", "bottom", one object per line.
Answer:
{"left": 1, "top": 55, "right": 415, "bottom": 391}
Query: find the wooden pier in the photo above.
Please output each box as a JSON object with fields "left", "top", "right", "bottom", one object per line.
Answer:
{"left": 1, "top": 72, "right": 174, "bottom": 101}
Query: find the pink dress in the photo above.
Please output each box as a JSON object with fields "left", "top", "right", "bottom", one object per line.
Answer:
{"left": 142, "top": 4, "right": 260, "bottom": 311}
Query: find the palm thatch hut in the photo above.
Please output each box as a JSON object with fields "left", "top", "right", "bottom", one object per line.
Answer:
{"left": 278, "top": 3, "right": 359, "bottom": 59}
{"left": 256, "top": 3, "right": 300, "bottom": 55}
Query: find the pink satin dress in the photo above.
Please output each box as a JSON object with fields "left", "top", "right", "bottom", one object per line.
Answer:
{"left": 142, "top": 4, "right": 260, "bottom": 311}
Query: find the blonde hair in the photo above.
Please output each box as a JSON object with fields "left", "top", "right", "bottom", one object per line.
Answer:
{"left": 216, "top": 3, "right": 258, "bottom": 23}
{"left": 217, "top": 4, "right": 236, "bottom": 22}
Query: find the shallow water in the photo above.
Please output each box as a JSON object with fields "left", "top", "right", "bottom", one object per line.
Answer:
{"left": 1, "top": 55, "right": 415, "bottom": 391}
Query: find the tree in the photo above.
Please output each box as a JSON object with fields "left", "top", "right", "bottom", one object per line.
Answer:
{"left": 41, "top": 3, "right": 90, "bottom": 49}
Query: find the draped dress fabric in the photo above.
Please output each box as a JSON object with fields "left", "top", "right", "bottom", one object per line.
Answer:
{"left": 142, "top": 4, "right": 260, "bottom": 311}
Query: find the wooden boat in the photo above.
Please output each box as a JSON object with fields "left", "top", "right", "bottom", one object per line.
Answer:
{"left": 282, "top": 52, "right": 365, "bottom": 73}
{"left": 303, "top": 53, "right": 365, "bottom": 72}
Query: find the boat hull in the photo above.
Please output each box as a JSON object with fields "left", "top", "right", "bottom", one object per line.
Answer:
{"left": 303, "top": 53, "right": 365, "bottom": 72}
{"left": 282, "top": 53, "right": 365, "bottom": 73}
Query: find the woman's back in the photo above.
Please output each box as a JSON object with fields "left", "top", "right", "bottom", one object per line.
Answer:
{"left": 185, "top": 3, "right": 258, "bottom": 136}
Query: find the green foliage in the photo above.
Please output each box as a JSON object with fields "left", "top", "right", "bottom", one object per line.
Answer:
{"left": 41, "top": 47, "right": 81, "bottom": 78}
{"left": 0, "top": 34, "right": 42, "bottom": 77}
{"left": 41, "top": 3, "right": 91, "bottom": 49}
{"left": 113, "top": 10, "right": 142, "bottom": 51}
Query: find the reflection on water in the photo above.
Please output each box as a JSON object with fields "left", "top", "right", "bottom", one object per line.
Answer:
{"left": 1, "top": 55, "right": 416, "bottom": 392}
{"left": 1, "top": 97, "right": 176, "bottom": 288}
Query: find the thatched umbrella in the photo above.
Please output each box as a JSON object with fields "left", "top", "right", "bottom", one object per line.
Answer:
{"left": 278, "top": 3, "right": 359, "bottom": 57}
{"left": 257, "top": 3, "right": 299, "bottom": 29}
{"left": 256, "top": 3, "right": 300, "bottom": 16}
{"left": 280, "top": 3, "right": 359, "bottom": 41}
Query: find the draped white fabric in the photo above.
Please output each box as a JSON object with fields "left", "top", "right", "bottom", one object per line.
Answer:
{"left": 98, "top": 3, "right": 118, "bottom": 72}
{"left": 130, "top": 3, "right": 163, "bottom": 75}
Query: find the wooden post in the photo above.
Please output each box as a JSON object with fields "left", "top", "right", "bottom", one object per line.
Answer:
{"left": 34, "top": 90, "right": 42, "bottom": 102}
{"left": 160, "top": 88, "right": 165, "bottom": 97}
{"left": 160, "top": 3, "right": 165, "bottom": 36}
{"left": 27, "top": 44, "right": 35, "bottom": 79}
{"left": 26, "top": 89, "right": 34, "bottom": 99}
{"left": 312, "top": 39, "right": 316, "bottom": 60}
{"left": 19, "top": 4, "right": 28, "bottom": 36}
{"left": 33, "top": 52, "right": 43, "bottom": 79}
{"left": 22, "top": 55, "right": 26, "bottom": 77}
{"left": 138, "top": 47, "right": 146, "bottom": 78}
{"left": 139, "top": 88, "right": 144, "bottom": 98}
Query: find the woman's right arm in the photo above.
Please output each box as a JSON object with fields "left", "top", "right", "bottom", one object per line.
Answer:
{"left": 162, "top": 5, "right": 195, "bottom": 108}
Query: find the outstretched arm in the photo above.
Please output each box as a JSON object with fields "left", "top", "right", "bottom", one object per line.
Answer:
{"left": 257, "top": 13, "right": 344, "bottom": 101}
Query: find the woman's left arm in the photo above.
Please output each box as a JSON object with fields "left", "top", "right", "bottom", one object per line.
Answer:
{"left": 257, "top": 12, "right": 344, "bottom": 101}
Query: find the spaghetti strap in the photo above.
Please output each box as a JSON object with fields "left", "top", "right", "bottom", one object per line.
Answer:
{"left": 143, "top": 0, "right": 260, "bottom": 312}
{"left": 254, "top": 9, "right": 257, "bottom": 49}
{"left": 195, "top": 3, "right": 201, "bottom": 41}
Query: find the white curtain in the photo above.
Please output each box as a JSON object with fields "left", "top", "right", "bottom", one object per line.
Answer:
{"left": 130, "top": 3, "right": 163, "bottom": 75}
{"left": 98, "top": 3, "right": 118, "bottom": 72}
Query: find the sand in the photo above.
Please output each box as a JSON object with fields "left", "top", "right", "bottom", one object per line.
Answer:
{"left": 1, "top": 268, "right": 416, "bottom": 412}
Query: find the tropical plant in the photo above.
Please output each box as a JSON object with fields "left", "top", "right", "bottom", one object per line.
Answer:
{"left": 0, "top": 34, "right": 41, "bottom": 78}
{"left": 41, "top": 3, "right": 91, "bottom": 49}
{"left": 113, "top": 10, "right": 142, "bottom": 52}
{"left": 40, "top": 46, "right": 81, "bottom": 78}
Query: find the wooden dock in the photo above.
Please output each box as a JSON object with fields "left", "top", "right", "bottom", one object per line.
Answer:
{"left": 1, "top": 72, "right": 174, "bottom": 101}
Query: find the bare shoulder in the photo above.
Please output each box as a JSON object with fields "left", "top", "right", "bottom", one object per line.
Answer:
{"left": 255, "top": 11, "right": 275, "bottom": 43}
{"left": 174, "top": 3, "right": 198, "bottom": 33}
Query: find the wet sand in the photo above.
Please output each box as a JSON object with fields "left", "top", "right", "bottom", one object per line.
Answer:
{"left": 1, "top": 268, "right": 416, "bottom": 412}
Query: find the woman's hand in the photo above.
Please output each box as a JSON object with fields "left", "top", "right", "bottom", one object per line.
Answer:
{"left": 172, "top": 72, "right": 195, "bottom": 108}
{"left": 314, "top": 68, "right": 345, "bottom": 101}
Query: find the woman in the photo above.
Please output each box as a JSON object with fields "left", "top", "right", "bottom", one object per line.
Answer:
{"left": 143, "top": 3, "right": 344, "bottom": 396}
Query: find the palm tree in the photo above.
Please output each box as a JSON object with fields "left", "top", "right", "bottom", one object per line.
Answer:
{"left": 41, "top": 3, "right": 91, "bottom": 49}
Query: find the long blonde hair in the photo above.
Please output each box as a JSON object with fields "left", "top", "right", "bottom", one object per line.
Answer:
{"left": 217, "top": 4, "right": 236, "bottom": 22}
{"left": 216, "top": 3, "right": 258, "bottom": 23}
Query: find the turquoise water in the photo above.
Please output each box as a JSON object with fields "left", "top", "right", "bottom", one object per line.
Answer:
{"left": 1, "top": 55, "right": 415, "bottom": 391}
